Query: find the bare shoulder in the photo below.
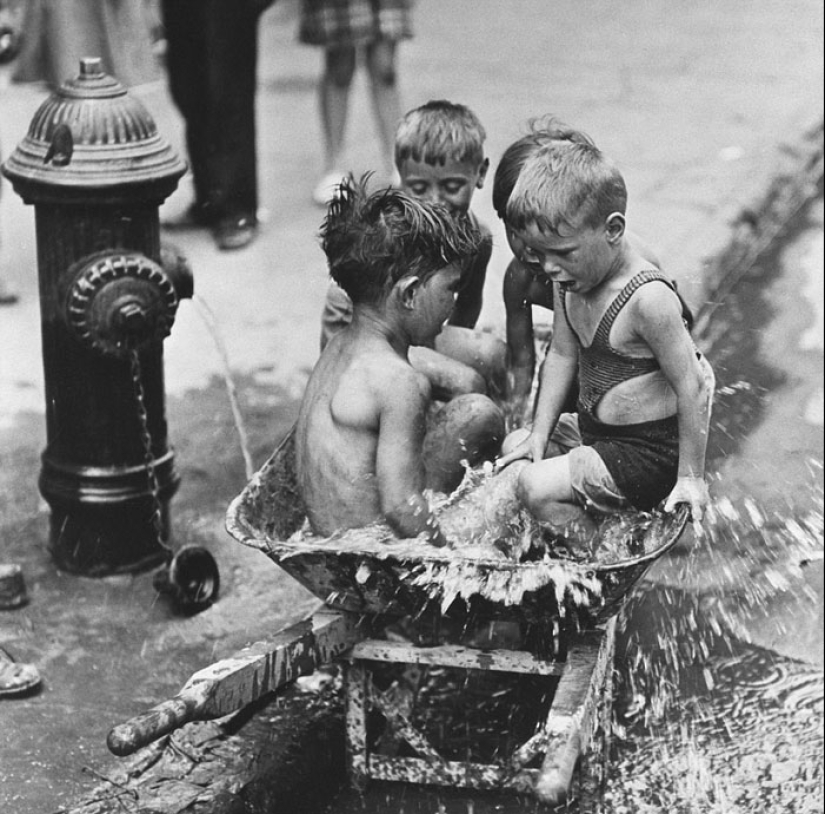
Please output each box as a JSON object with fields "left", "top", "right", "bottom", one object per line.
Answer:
{"left": 364, "top": 350, "right": 430, "bottom": 408}
{"left": 470, "top": 210, "right": 492, "bottom": 240}
{"left": 503, "top": 257, "right": 531, "bottom": 297}
{"left": 632, "top": 278, "right": 684, "bottom": 325}
{"left": 624, "top": 280, "right": 692, "bottom": 352}
{"left": 469, "top": 213, "right": 493, "bottom": 263}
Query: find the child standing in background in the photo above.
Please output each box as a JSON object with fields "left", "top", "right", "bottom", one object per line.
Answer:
{"left": 321, "top": 100, "right": 507, "bottom": 401}
{"left": 300, "top": 0, "right": 413, "bottom": 206}
{"left": 0, "top": 1, "right": 21, "bottom": 304}
{"left": 0, "top": 142, "right": 18, "bottom": 305}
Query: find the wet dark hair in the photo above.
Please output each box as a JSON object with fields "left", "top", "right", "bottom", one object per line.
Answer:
{"left": 320, "top": 175, "right": 485, "bottom": 305}
{"left": 492, "top": 116, "right": 596, "bottom": 220}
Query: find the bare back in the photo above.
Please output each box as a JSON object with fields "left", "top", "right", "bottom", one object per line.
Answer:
{"left": 295, "top": 325, "right": 431, "bottom": 537}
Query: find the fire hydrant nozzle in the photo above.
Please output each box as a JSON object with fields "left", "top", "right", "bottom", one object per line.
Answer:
{"left": 63, "top": 251, "right": 188, "bottom": 358}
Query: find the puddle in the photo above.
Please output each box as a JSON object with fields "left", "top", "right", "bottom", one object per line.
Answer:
{"left": 607, "top": 584, "right": 824, "bottom": 814}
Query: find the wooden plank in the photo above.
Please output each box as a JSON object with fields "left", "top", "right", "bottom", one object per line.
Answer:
{"left": 370, "top": 683, "right": 444, "bottom": 763}
{"left": 108, "top": 607, "right": 360, "bottom": 756}
{"left": 369, "top": 754, "right": 539, "bottom": 792}
{"left": 509, "top": 728, "right": 550, "bottom": 773}
{"left": 345, "top": 661, "right": 369, "bottom": 788}
{"left": 534, "top": 617, "right": 616, "bottom": 805}
{"left": 352, "top": 640, "right": 565, "bottom": 676}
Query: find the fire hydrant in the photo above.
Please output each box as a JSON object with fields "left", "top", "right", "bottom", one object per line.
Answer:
{"left": 2, "top": 58, "right": 191, "bottom": 576}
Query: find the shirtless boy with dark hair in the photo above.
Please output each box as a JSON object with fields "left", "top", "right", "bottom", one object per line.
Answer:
{"left": 297, "top": 177, "right": 505, "bottom": 547}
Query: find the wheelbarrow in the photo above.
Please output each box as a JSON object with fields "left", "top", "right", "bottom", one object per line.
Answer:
{"left": 107, "top": 430, "right": 688, "bottom": 809}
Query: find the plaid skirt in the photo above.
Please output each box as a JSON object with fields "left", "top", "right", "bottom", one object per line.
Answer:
{"left": 299, "top": 0, "right": 413, "bottom": 47}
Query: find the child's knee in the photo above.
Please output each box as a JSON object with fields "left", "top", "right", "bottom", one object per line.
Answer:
{"left": 366, "top": 40, "right": 396, "bottom": 85}
{"left": 461, "top": 391, "right": 504, "bottom": 422}
{"left": 449, "top": 393, "right": 505, "bottom": 459}
{"left": 517, "top": 464, "right": 542, "bottom": 512}
{"left": 479, "top": 333, "right": 508, "bottom": 371}
{"left": 424, "top": 394, "right": 505, "bottom": 492}
{"left": 517, "top": 457, "right": 575, "bottom": 516}
{"left": 475, "top": 334, "right": 508, "bottom": 395}
{"left": 501, "top": 427, "right": 531, "bottom": 457}
{"left": 454, "top": 366, "right": 488, "bottom": 396}
{"left": 434, "top": 329, "right": 507, "bottom": 396}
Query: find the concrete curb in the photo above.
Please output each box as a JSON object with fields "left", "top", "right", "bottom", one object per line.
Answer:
{"left": 60, "top": 118, "right": 825, "bottom": 814}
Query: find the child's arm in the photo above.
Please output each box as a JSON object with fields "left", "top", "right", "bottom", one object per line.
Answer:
{"left": 497, "top": 287, "right": 578, "bottom": 467}
{"left": 376, "top": 369, "right": 448, "bottom": 546}
{"left": 410, "top": 345, "right": 487, "bottom": 400}
{"left": 503, "top": 258, "right": 536, "bottom": 424}
{"left": 448, "top": 230, "right": 492, "bottom": 329}
{"left": 635, "top": 285, "right": 713, "bottom": 524}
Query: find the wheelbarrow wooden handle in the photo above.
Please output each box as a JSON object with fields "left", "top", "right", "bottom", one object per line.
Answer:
{"left": 107, "top": 694, "right": 205, "bottom": 756}
{"left": 107, "top": 607, "right": 360, "bottom": 756}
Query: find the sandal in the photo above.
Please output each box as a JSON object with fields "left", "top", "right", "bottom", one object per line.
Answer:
{"left": 0, "top": 647, "right": 41, "bottom": 698}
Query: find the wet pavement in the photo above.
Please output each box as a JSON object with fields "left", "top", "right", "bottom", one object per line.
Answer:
{"left": 0, "top": 1, "right": 823, "bottom": 812}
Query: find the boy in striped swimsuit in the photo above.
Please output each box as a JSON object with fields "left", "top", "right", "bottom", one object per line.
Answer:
{"left": 496, "top": 139, "right": 714, "bottom": 533}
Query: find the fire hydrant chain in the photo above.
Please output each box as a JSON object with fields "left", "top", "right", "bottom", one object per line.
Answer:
{"left": 129, "top": 349, "right": 171, "bottom": 553}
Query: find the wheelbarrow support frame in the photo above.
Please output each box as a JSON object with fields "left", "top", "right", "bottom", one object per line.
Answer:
{"left": 344, "top": 616, "right": 616, "bottom": 806}
{"left": 108, "top": 608, "right": 615, "bottom": 806}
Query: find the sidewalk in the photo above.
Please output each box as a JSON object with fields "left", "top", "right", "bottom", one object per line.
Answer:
{"left": 0, "top": 1, "right": 823, "bottom": 812}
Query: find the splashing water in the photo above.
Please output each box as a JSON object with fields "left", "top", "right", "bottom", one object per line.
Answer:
{"left": 191, "top": 294, "right": 255, "bottom": 480}
{"left": 605, "top": 485, "right": 824, "bottom": 814}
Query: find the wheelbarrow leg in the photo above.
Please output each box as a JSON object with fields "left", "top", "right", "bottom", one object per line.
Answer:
{"left": 576, "top": 656, "right": 615, "bottom": 814}
{"left": 345, "top": 659, "right": 370, "bottom": 791}
{"left": 535, "top": 616, "right": 616, "bottom": 807}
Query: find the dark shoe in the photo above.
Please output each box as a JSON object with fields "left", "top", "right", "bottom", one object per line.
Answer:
{"left": 162, "top": 202, "right": 214, "bottom": 231}
{"left": 0, "top": 564, "right": 27, "bottom": 608}
{"left": 213, "top": 214, "right": 258, "bottom": 251}
{"left": 0, "top": 281, "right": 19, "bottom": 305}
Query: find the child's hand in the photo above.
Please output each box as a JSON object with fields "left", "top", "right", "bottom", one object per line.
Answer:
{"left": 664, "top": 476, "right": 710, "bottom": 535}
{"left": 495, "top": 428, "right": 543, "bottom": 471}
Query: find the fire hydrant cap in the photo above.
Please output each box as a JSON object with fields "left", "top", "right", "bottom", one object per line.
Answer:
{"left": 2, "top": 57, "right": 186, "bottom": 197}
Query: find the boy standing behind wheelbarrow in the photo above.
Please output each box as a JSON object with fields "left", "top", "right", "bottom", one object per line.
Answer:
{"left": 320, "top": 100, "right": 507, "bottom": 402}
{"left": 296, "top": 176, "right": 505, "bottom": 548}
{"left": 496, "top": 139, "right": 715, "bottom": 535}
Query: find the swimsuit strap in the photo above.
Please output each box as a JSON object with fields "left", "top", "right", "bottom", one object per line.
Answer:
{"left": 591, "top": 270, "right": 674, "bottom": 348}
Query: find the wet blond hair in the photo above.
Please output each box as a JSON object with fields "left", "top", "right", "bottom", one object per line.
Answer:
{"left": 506, "top": 140, "right": 627, "bottom": 235}
{"left": 492, "top": 115, "right": 596, "bottom": 220}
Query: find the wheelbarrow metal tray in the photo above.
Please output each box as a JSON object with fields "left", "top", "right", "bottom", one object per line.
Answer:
{"left": 226, "top": 431, "right": 689, "bottom": 624}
